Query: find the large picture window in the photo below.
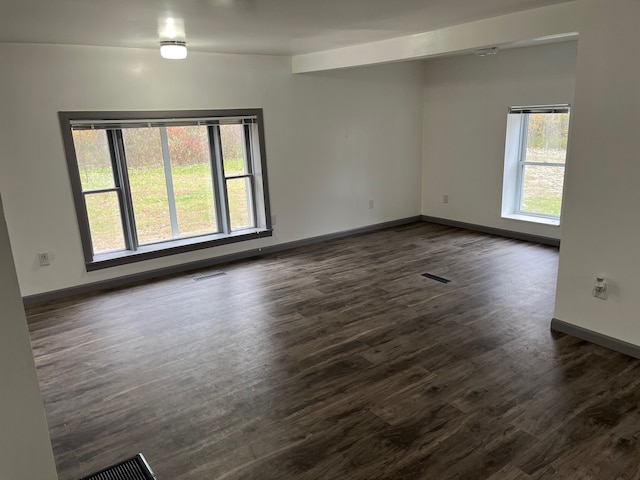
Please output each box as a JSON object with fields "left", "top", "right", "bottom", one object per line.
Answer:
{"left": 501, "top": 105, "right": 570, "bottom": 225}
{"left": 60, "top": 109, "right": 271, "bottom": 270}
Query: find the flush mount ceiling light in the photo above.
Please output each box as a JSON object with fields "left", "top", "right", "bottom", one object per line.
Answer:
{"left": 160, "top": 40, "right": 188, "bottom": 59}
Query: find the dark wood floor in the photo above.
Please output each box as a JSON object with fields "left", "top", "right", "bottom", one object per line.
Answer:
{"left": 27, "top": 222, "right": 640, "bottom": 480}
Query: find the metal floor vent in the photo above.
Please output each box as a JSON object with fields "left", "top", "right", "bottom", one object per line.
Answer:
{"left": 79, "top": 453, "right": 156, "bottom": 480}
{"left": 193, "top": 272, "right": 227, "bottom": 282}
{"left": 422, "top": 273, "right": 451, "bottom": 284}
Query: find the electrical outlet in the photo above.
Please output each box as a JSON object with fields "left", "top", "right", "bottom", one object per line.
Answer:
{"left": 369, "top": 199, "right": 375, "bottom": 209}
{"left": 443, "top": 194, "right": 449, "bottom": 204}
{"left": 38, "top": 251, "right": 51, "bottom": 266}
{"left": 271, "top": 215, "right": 277, "bottom": 226}
{"left": 593, "top": 277, "right": 608, "bottom": 300}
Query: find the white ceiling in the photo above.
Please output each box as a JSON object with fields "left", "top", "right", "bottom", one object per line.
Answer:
{"left": 0, "top": 0, "right": 573, "bottom": 56}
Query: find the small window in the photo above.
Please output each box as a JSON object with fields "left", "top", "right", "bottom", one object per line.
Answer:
{"left": 501, "top": 105, "right": 570, "bottom": 225}
{"left": 60, "top": 109, "right": 272, "bottom": 270}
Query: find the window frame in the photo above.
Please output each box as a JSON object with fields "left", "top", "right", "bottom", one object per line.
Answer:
{"left": 59, "top": 109, "right": 272, "bottom": 271}
{"left": 501, "top": 104, "right": 570, "bottom": 225}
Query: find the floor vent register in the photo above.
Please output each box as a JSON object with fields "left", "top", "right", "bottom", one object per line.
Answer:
{"left": 79, "top": 453, "right": 156, "bottom": 480}
{"left": 421, "top": 272, "right": 451, "bottom": 284}
{"left": 193, "top": 272, "right": 227, "bottom": 281}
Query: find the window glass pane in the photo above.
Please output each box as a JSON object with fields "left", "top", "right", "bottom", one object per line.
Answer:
{"left": 167, "top": 126, "right": 218, "bottom": 237}
{"left": 122, "top": 128, "right": 173, "bottom": 245}
{"left": 525, "top": 113, "right": 569, "bottom": 164}
{"left": 227, "top": 177, "right": 254, "bottom": 231}
{"left": 220, "top": 125, "right": 247, "bottom": 176}
{"left": 85, "top": 192, "right": 125, "bottom": 253}
{"left": 72, "top": 130, "right": 115, "bottom": 191}
{"left": 520, "top": 165, "right": 565, "bottom": 217}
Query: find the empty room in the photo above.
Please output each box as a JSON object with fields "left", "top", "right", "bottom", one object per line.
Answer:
{"left": 2, "top": 0, "right": 640, "bottom": 479}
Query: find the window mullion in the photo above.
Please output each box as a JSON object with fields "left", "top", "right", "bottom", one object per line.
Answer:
{"left": 224, "top": 174, "right": 252, "bottom": 180}
{"left": 209, "top": 126, "right": 230, "bottom": 234}
{"left": 159, "top": 127, "right": 180, "bottom": 239}
{"left": 110, "top": 129, "right": 138, "bottom": 251}
{"left": 82, "top": 187, "right": 120, "bottom": 195}
{"left": 243, "top": 124, "right": 257, "bottom": 228}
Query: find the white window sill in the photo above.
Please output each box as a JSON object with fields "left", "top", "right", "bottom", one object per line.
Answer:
{"left": 502, "top": 213, "right": 560, "bottom": 226}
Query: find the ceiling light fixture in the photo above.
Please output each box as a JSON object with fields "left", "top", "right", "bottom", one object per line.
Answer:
{"left": 160, "top": 40, "right": 188, "bottom": 60}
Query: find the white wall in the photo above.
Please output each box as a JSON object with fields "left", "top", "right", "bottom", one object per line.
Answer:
{"left": 421, "top": 42, "right": 578, "bottom": 239}
{"left": 0, "top": 44, "right": 424, "bottom": 296}
{"left": 0, "top": 195, "right": 57, "bottom": 480}
{"left": 554, "top": 0, "right": 640, "bottom": 344}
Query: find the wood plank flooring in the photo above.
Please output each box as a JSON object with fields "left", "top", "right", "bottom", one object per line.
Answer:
{"left": 26, "top": 222, "right": 640, "bottom": 479}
